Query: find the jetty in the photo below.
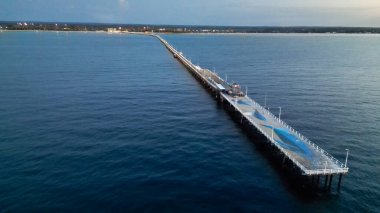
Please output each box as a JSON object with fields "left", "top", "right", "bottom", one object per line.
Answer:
{"left": 152, "top": 34, "right": 349, "bottom": 190}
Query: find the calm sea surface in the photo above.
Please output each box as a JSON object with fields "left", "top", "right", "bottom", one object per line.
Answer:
{"left": 0, "top": 31, "right": 379, "bottom": 212}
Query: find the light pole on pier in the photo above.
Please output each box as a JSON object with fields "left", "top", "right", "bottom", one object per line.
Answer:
{"left": 279, "top": 107, "right": 282, "bottom": 120}
{"left": 345, "top": 149, "right": 349, "bottom": 168}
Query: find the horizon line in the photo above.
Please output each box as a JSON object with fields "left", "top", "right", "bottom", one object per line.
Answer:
{"left": 1, "top": 20, "right": 380, "bottom": 29}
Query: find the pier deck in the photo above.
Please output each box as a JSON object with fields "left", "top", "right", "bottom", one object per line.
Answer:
{"left": 154, "top": 34, "right": 348, "bottom": 177}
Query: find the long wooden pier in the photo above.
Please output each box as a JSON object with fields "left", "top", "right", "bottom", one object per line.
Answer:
{"left": 151, "top": 34, "right": 349, "bottom": 190}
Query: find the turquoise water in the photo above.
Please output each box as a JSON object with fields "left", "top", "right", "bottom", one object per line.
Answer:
{"left": 1, "top": 31, "right": 380, "bottom": 212}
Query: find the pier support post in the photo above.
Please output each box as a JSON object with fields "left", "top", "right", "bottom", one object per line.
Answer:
{"left": 316, "top": 175, "right": 320, "bottom": 189}
{"left": 323, "top": 175, "right": 329, "bottom": 190}
{"left": 282, "top": 155, "right": 286, "bottom": 168}
{"left": 328, "top": 175, "right": 333, "bottom": 191}
{"left": 338, "top": 174, "right": 343, "bottom": 190}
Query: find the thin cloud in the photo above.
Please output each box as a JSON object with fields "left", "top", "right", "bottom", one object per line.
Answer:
{"left": 118, "top": 0, "right": 128, "bottom": 9}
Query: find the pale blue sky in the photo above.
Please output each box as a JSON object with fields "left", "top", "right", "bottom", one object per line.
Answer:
{"left": 1, "top": 0, "right": 379, "bottom": 26}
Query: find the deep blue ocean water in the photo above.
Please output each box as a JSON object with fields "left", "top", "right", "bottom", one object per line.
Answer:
{"left": 1, "top": 31, "right": 379, "bottom": 212}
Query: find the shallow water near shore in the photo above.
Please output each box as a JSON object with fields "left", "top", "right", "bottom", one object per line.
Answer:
{"left": 1, "top": 31, "right": 379, "bottom": 212}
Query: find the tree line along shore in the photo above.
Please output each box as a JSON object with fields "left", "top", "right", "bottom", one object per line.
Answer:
{"left": 1, "top": 22, "right": 380, "bottom": 34}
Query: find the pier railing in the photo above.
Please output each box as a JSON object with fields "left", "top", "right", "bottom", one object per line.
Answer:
{"left": 154, "top": 34, "right": 348, "bottom": 176}
{"left": 245, "top": 96, "right": 347, "bottom": 170}
{"left": 225, "top": 94, "right": 348, "bottom": 175}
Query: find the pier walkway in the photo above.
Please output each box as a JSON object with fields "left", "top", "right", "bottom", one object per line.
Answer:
{"left": 153, "top": 34, "right": 348, "bottom": 183}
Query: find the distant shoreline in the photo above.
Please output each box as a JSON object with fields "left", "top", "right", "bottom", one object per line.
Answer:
{"left": 1, "top": 21, "right": 380, "bottom": 34}
{"left": 2, "top": 29, "right": 380, "bottom": 36}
